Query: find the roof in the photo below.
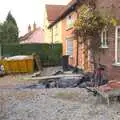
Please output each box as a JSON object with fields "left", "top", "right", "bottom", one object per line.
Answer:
{"left": 19, "top": 27, "right": 44, "bottom": 42}
{"left": 46, "top": 4, "right": 66, "bottom": 22}
{"left": 48, "top": 0, "right": 81, "bottom": 28}
{"left": 20, "top": 31, "right": 33, "bottom": 41}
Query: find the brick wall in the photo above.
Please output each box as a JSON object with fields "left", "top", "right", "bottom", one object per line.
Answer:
{"left": 62, "top": 0, "right": 120, "bottom": 80}
{"left": 96, "top": 0, "right": 120, "bottom": 80}
{"left": 62, "top": 12, "right": 77, "bottom": 67}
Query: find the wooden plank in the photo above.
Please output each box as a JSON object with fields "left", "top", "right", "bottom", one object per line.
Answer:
{"left": 34, "top": 54, "right": 42, "bottom": 71}
{"left": 25, "top": 74, "right": 83, "bottom": 81}
{"left": 94, "top": 87, "right": 120, "bottom": 106}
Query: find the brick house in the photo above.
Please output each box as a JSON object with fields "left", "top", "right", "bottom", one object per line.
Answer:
{"left": 48, "top": 0, "right": 88, "bottom": 70}
{"left": 95, "top": 0, "right": 120, "bottom": 80}
{"left": 49, "top": 0, "right": 120, "bottom": 80}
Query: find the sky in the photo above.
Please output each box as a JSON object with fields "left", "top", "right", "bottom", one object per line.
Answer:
{"left": 0, "top": 0, "right": 70, "bottom": 36}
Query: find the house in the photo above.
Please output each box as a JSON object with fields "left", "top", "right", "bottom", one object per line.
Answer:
{"left": 49, "top": 0, "right": 120, "bottom": 80}
{"left": 95, "top": 0, "right": 120, "bottom": 80}
{"left": 44, "top": 4, "right": 65, "bottom": 43}
{"left": 48, "top": 0, "right": 87, "bottom": 70}
{"left": 20, "top": 23, "right": 44, "bottom": 44}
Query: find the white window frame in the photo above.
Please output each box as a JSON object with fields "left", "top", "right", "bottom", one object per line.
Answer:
{"left": 115, "top": 26, "right": 120, "bottom": 64}
{"left": 66, "top": 39, "right": 73, "bottom": 57}
{"left": 101, "top": 28, "right": 108, "bottom": 48}
{"left": 66, "top": 15, "right": 73, "bottom": 29}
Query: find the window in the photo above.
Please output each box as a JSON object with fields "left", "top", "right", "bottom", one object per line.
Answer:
{"left": 66, "top": 39, "right": 73, "bottom": 56}
{"left": 115, "top": 26, "right": 120, "bottom": 63}
{"left": 101, "top": 28, "right": 108, "bottom": 48}
{"left": 55, "top": 24, "right": 58, "bottom": 36}
{"left": 66, "top": 15, "right": 73, "bottom": 29}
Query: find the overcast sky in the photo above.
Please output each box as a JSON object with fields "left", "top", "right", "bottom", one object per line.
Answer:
{"left": 0, "top": 0, "right": 70, "bottom": 36}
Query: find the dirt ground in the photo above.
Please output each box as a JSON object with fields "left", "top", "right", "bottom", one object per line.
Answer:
{"left": 0, "top": 66, "right": 62, "bottom": 88}
{"left": 0, "top": 74, "right": 38, "bottom": 88}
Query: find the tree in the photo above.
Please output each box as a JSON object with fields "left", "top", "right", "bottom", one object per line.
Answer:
{"left": 6, "top": 11, "right": 17, "bottom": 26}
{"left": 74, "top": 4, "right": 117, "bottom": 69}
{"left": 0, "top": 11, "right": 19, "bottom": 44}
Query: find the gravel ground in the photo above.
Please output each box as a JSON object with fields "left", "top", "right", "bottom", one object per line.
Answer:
{"left": 0, "top": 88, "right": 120, "bottom": 120}
{"left": 0, "top": 67, "right": 120, "bottom": 120}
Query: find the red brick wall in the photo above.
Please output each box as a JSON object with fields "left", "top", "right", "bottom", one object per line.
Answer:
{"left": 62, "top": 11, "right": 88, "bottom": 69}
{"left": 62, "top": 0, "right": 120, "bottom": 80}
{"left": 96, "top": 0, "right": 120, "bottom": 80}
{"left": 62, "top": 12, "right": 77, "bottom": 67}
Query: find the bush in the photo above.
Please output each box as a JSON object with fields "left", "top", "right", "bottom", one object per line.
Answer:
{"left": 1, "top": 43, "right": 62, "bottom": 66}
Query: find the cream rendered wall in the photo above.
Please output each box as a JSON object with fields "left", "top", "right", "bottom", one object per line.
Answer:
{"left": 44, "top": 8, "right": 62, "bottom": 43}
{"left": 52, "top": 21, "right": 62, "bottom": 43}
{"left": 44, "top": 9, "right": 52, "bottom": 43}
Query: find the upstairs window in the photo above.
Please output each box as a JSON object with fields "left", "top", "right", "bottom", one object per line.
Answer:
{"left": 66, "top": 15, "right": 73, "bottom": 29}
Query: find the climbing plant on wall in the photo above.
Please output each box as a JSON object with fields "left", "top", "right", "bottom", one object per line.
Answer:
{"left": 74, "top": 2, "right": 117, "bottom": 69}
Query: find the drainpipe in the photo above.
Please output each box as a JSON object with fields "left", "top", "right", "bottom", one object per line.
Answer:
{"left": 75, "top": 0, "right": 80, "bottom": 67}
{"left": 51, "top": 27, "right": 54, "bottom": 48}
{"left": 76, "top": 11, "right": 79, "bottom": 67}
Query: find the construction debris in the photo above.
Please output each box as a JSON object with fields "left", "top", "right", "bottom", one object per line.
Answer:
{"left": 25, "top": 74, "right": 83, "bottom": 81}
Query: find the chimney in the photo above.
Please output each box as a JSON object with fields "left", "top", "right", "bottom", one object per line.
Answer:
{"left": 33, "top": 22, "right": 36, "bottom": 31}
{"left": 28, "top": 24, "right": 31, "bottom": 33}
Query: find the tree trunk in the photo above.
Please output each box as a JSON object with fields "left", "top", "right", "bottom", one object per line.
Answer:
{"left": 91, "top": 49, "right": 97, "bottom": 71}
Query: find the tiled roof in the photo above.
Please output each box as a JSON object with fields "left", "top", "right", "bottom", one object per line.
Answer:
{"left": 19, "top": 31, "right": 33, "bottom": 41}
{"left": 48, "top": 0, "right": 80, "bottom": 28}
{"left": 46, "top": 4, "right": 66, "bottom": 22}
{"left": 19, "top": 27, "right": 44, "bottom": 43}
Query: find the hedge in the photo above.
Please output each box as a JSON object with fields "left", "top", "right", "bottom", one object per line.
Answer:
{"left": 1, "top": 43, "right": 62, "bottom": 66}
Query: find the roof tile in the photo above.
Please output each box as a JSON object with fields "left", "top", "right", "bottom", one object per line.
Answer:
{"left": 46, "top": 4, "right": 66, "bottom": 22}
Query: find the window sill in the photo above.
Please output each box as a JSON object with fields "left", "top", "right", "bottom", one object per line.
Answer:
{"left": 69, "top": 56, "right": 73, "bottom": 58}
{"left": 65, "top": 54, "right": 73, "bottom": 58}
{"left": 100, "top": 46, "right": 109, "bottom": 49}
{"left": 66, "top": 27, "right": 73, "bottom": 31}
{"left": 112, "top": 63, "right": 120, "bottom": 66}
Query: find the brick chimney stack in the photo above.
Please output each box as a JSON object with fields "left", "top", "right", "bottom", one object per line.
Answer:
{"left": 28, "top": 24, "right": 31, "bottom": 33}
{"left": 33, "top": 22, "right": 36, "bottom": 31}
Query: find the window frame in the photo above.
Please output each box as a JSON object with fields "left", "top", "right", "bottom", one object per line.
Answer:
{"left": 66, "top": 15, "right": 73, "bottom": 29}
{"left": 115, "top": 26, "right": 120, "bottom": 64}
{"left": 66, "top": 39, "right": 73, "bottom": 57}
{"left": 100, "top": 27, "right": 108, "bottom": 48}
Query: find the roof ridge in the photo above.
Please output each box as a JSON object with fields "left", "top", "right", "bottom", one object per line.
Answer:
{"left": 48, "top": 0, "right": 78, "bottom": 28}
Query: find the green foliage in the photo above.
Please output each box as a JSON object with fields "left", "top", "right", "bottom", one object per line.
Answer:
{"left": 74, "top": 5, "right": 115, "bottom": 39}
{"left": 74, "top": 4, "right": 116, "bottom": 68}
{"left": 1, "top": 43, "right": 62, "bottom": 66}
{"left": 6, "top": 11, "right": 17, "bottom": 26}
{"left": 0, "top": 11, "right": 19, "bottom": 44}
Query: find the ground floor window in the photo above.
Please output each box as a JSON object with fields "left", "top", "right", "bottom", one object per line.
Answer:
{"left": 66, "top": 39, "right": 73, "bottom": 56}
{"left": 101, "top": 28, "right": 108, "bottom": 48}
{"left": 115, "top": 26, "right": 120, "bottom": 63}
